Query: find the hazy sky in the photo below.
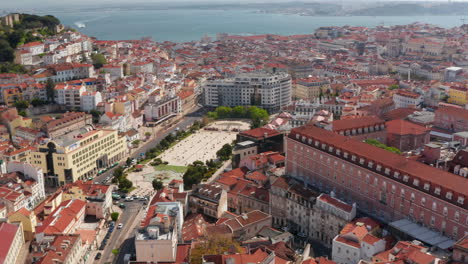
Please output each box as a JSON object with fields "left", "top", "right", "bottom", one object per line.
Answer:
{"left": 0, "top": 0, "right": 462, "bottom": 9}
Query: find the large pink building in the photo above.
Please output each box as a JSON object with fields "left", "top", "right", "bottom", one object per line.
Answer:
{"left": 434, "top": 106, "right": 468, "bottom": 133}
{"left": 285, "top": 125, "right": 467, "bottom": 242}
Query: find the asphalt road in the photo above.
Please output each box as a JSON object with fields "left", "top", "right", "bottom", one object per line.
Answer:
{"left": 98, "top": 200, "right": 144, "bottom": 264}
{"left": 95, "top": 106, "right": 203, "bottom": 263}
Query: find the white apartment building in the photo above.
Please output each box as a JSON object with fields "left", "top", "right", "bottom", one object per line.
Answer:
{"left": 392, "top": 90, "right": 423, "bottom": 109}
{"left": 203, "top": 72, "right": 292, "bottom": 113}
{"left": 80, "top": 91, "right": 102, "bottom": 112}
{"left": 0, "top": 222, "right": 24, "bottom": 264}
{"left": 135, "top": 202, "right": 183, "bottom": 263}
{"left": 7, "top": 162, "right": 46, "bottom": 208}
{"left": 55, "top": 84, "right": 86, "bottom": 109}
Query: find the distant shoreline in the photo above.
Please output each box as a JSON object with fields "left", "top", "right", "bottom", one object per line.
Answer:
{"left": 32, "top": 9, "right": 464, "bottom": 43}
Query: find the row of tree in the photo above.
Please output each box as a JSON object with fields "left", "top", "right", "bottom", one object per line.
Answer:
{"left": 143, "top": 121, "right": 203, "bottom": 161}
{"left": 111, "top": 166, "right": 133, "bottom": 193}
{"left": 207, "top": 106, "right": 269, "bottom": 128}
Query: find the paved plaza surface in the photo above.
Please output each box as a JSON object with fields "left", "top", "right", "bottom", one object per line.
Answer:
{"left": 126, "top": 120, "right": 250, "bottom": 196}
{"left": 159, "top": 120, "right": 250, "bottom": 166}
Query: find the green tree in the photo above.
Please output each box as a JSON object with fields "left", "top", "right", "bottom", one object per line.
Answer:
{"left": 31, "top": 98, "right": 47, "bottom": 107}
{"left": 111, "top": 212, "right": 119, "bottom": 221}
{"left": 216, "top": 106, "right": 233, "bottom": 119}
{"left": 91, "top": 53, "right": 107, "bottom": 69}
{"left": 388, "top": 84, "right": 399, "bottom": 90}
{"left": 232, "top": 105, "right": 247, "bottom": 118}
{"left": 132, "top": 140, "right": 141, "bottom": 147}
{"left": 45, "top": 78, "right": 55, "bottom": 103}
{"left": 118, "top": 178, "right": 133, "bottom": 191}
{"left": 0, "top": 63, "right": 26, "bottom": 74}
{"left": 0, "top": 39, "right": 14, "bottom": 62}
{"left": 152, "top": 179, "right": 164, "bottom": 190}
{"left": 113, "top": 166, "right": 125, "bottom": 179}
{"left": 216, "top": 143, "right": 233, "bottom": 161}
{"left": 13, "top": 100, "right": 29, "bottom": 110}
{"left": 125, "top": 158, "right": 132, "bottom": 166}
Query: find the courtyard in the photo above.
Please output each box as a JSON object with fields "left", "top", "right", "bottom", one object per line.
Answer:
{"left": 159, "top": 120, "right": 250, "bottom": 166}
{"left": 126, "top": 120, "right": 250, "bottom": 195}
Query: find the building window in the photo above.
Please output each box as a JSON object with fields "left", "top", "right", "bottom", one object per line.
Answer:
{"left": 432, "top": 202, "right": 437, "bottom": 211}
{"left": 296, "top": 134, "right": 300, "bottom": 140}
{"left": 435, "top": 187, "right": 441, "bottom": 195}
{"left": 443, "top": 207, "right": 448, "bottom": 216}
{"left": 410, "top": 193, "right": 415, "bottom": 201}
{"left": 376, "top": 165, "right": 382, "bottom": 171}
{"left": 344, "top": 152, "right": 348, "bottom": 158}
{"left": 368, "top": 161, "right": 373, "bottom": 168}
{"left": 423, "top": 183, "right": 430, "bottom": 191}
{"left": 394, "top": 172, "right": 400, "bottom": 179}
{"left": 403, "top": 175, "right": 409, "bottom": 182}
{"left": 453, "top": 226, "right": 458, "bottom": 237}
{"left": 430, "top": 216, "right": 435, "bottom": 226}
{"left": 359, "top": 158, "right": 364, "bottom": 164}
{"left": 315, "top": 141, "right": 319, "bottom": 147}
{"left": 457, "top": 196, "right": 464, "bottom": 205}
{"left": 421, "top": 197, "right": 426, "bottom": 206}
{"left": 336, "top": 149, "right": 341, "bottom": 156}
{"left": 446, "top": 192, "right": 453, "bottom": 200}
{"left": 401, "top": 189, "right": 405, "bottom": 198}
{"left": 328, "top": 146, "right": 333, "bottom": 152}
{"left": 308, "top": 139, "right": 312, "bottom": 144}
{"left": 455, "top": 211, "right": 460, "bottom": 222}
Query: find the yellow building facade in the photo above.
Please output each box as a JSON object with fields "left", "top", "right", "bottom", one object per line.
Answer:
{"left": 31, "top": 128, "right": 127, "bottom": 186}
{"left": 8, "top": 208, "right": 37, "bottom": 241}
{"left": 448, "top": 86, "right": 468, "bottom": 105}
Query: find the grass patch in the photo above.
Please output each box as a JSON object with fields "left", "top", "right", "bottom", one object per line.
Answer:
{"left": 154, "top": 164, "right": 188, "bottom": 173}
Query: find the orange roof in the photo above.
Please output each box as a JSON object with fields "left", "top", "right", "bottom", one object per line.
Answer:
{"left": 386, "top": 119, "right": 429, "bottom": 136}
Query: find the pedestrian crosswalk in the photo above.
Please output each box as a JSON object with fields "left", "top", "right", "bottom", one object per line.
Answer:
{"left": 126, "top": 207, "right": 140, "bottom": 213}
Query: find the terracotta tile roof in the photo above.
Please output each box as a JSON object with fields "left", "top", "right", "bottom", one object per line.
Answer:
{"left": 245, "top": 171, "right": 268, "bottom": 182}
{"left": 386, "top": 119, "right": 429, "bottom": 136}
{"left": 220, "top": 167, "right": 249, "bottom": 179}
{"left": 0, "top": 222, "right": 20, "bottom": 263}
{"left": 318, "top": 194, "right": 353, "bottom": 213}
{"left": 240, "top": 127, "right": 280, "bottom": 140}
{"left": 335, "top": 236, "right": 361, "bottom": 248}
{"left": 36, "top": 199, "right": 85, "bottom": 235}
{"left": 436, "top": 105, "right": 468, "bottom": 120}
{"left": 37, "top": 234, "right": 80, "bottom": 264}
{"left": 332, "top": 115, "right": 384, "bottom": 132}
{"left": 381, "top": 108, "right": 417, "bottom": 121}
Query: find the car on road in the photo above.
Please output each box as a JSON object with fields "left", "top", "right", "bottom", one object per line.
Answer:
{"left": 117, "top": 223, "right": 123, "bottom": 229}
{"left": 125, "top": 197, "right": 133, "bottom": 202}
{"left": 95, "top": 253, "right": 102, "bottom": 260}
{"left": 119, "top": 203, "right": 126, "bottom": 209}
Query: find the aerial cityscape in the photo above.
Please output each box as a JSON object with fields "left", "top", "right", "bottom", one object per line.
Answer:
{"left": 0, "top": 1, "right": 467, "bottom": 264}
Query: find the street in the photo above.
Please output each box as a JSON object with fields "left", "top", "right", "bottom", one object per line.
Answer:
{"left": 97, "top": 200, "right": 144, "bottom": 264}
{"left": 94, "top": 107, "right": 203, "bottom": 263}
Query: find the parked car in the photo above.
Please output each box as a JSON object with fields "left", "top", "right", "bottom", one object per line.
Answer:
{"left": 119, "top": 203, "right": 126, "bottom": 209}
{"left": 117, "top": 223, "right": 123, "bottom": 229}
{"left": 95, "top": 253, "right": 102, "bottom": 260}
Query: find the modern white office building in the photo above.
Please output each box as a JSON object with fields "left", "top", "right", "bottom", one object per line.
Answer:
{"left": 203, "top": 72, "right": 292, "bottom": 113}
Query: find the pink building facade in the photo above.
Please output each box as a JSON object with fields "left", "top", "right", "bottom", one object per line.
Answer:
{"left": 285, "top": 126, "right": 467, "bottom": 241}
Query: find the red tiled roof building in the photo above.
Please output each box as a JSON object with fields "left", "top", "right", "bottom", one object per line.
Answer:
{"left": 286, "top": 125, "right": 467, "bottom": 242}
